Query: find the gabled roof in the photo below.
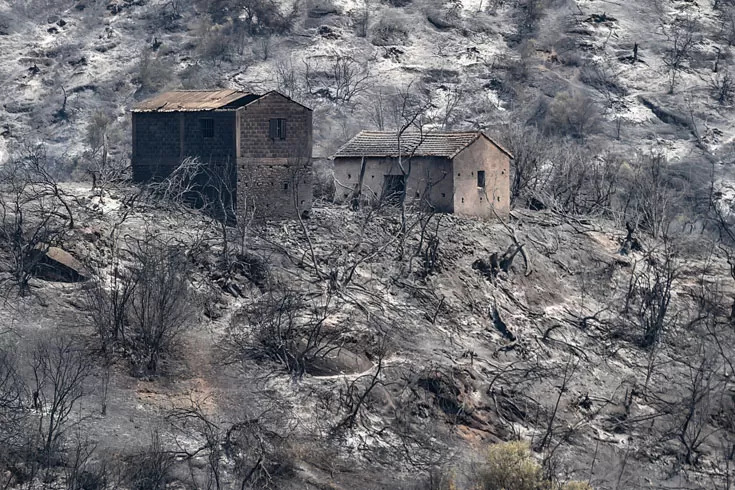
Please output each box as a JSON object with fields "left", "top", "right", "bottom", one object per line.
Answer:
{"left": 133, "top": 89, "right": 258, "bottom": 112}
{"left": 332, "top": 131, "right": 513, "bottom": 159}
{"left": 248, "top": 90, "right": 313, "bottom": 112}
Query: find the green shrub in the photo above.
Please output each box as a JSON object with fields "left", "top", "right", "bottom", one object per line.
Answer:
{"left": 472, "top": 441, "right": 594, "bottom": 490}
{"left": 561, "top": 482, "right": 594, "bottom": 490}
{"left": 476, "top": 441, "right": 544, "bottom": 490}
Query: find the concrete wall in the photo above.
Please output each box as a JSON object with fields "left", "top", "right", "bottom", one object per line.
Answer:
{"left": 333, "top": 156, "right": 454, "bottom": 211}
{"left": 452, "top": 137, "right": 510, "bottom": 218}
{"left": 131, "top": 111, "right": 237, "bottom": 181}
{"left": 131, "top": 112, "right": 181, "bottom": 181}
{"left": 236, "top": 92, "right": 313, "bottom": 220}
{"left": 182, "top": 111, "right": 238, "bottom": 163}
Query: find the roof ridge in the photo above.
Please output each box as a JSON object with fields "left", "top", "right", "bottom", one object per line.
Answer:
{"left": 165, "top": 88, "right": 244, "bottom": 92}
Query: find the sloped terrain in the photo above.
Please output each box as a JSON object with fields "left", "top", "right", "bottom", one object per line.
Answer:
{"left": 3, "top": 0, "right": 735, "bottom": 488}
{"left": 1, "top": 184, "right": 734, "bottom": 488}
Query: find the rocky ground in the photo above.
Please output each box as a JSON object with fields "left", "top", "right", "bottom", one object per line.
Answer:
{"left": 2, "top": 183, "right": 734, "bottom": 488}
{"left": 3, "top": 0, "right": 735, "bottom": 488}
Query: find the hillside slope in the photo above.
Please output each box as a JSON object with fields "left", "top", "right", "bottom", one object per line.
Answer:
{"left": 2, "top": 0, "right": 735, "bottom": 488}
{"left": 1, "top": 184, "right": 734, "bottom": 488}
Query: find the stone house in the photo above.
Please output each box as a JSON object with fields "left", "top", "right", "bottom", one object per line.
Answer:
{"left": 131, "top": 89, "right": 313, "bottom": 220}
{"left": 332, "top": 131, "right": 512, "bottom": 218}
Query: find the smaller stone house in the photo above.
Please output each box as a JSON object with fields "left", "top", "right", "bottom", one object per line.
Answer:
{"left": 131, "top": 89, "right": 313, "bottom": 221}
{"left": 332, "top": 131, "right": 512, "bottom": 218}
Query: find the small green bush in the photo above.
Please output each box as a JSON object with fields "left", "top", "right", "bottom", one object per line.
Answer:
{"left": 476, "top": 441, "right": 544, "bottom": 490}
{"left": 472, "top": 441, "right": 594, "bottom": 490}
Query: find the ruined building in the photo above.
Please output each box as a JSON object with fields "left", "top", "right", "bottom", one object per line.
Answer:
{"left": 131, "top": 89, "right": 313, "bottom": 220}
{"left": 332, "top": 131, "right": 512, "bottom": 218}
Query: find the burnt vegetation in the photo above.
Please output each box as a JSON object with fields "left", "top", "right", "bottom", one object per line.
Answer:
{"left": 4, "top": 0, "right": 735, "bottom": 488}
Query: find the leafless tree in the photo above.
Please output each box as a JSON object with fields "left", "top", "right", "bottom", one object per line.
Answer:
{"left": 127, "top": 235, "right": 194, "bottom": 375}
{"left": 437, "top": 86, "right": 463, "bottom": 130}
{"left": 304, "top": 53, "right": 372, "bottom": 104}
{"left": 85, "top": 113, "right": 128, "bottom": 194}
{"left": 126, "top": 429, "right": 175, "bottom": 490}
{"left": 671, "top": 345, "right": 722, "bottom": 465}
{"left": 64, "top": 435, "right": 111, "bottom": 490}
{"left": 515, "top": 0, "right": 545, "bottom": 40}
{"left": 497, "top": 122, "right": 546, "bottom": 205}
{"left": 623, "top": 246, "right": 679, "bottom": 349}
{"left": 30, "top": 336, "right": 91, "bottom": 462}
{"left": 352, "top": 0, "right": 369, "bottom": 37}
{"left": 274, "top": 58, "right": 302, "bottom": 99}
{"left": 231, "top": 284, "right": 348, "bottom": 378}
{"left": 0, "top": 148, "right": 74, "bottom": 295}
{"left": 84, "top": 264, "right": 136, "bottom": 355}
{"left": 0, "top": 350, "right": 27, "bottom": 453}
{"left": 580, "top": 58, "right": 628, "bottom": 108}
{"left": 168, "top": 396, "right": 223, "bottom": 490}
{"left": 544, "top": 90, "right": 600, "bottom": 139}
{"left": 620, "top": 152, "right": 690, "bottom": 239}
{"left": 710, "top": 70, "right": 735, "bottom": 105}
{"left": 661, "top": 15, "right": 698, "bottom": 94}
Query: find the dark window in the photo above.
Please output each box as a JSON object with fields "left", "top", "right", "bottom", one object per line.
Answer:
{"left": 268, "top": 118, "right": 287, "bottom": 139}
{"left": 200, "top": 118, "right": 214, "bottom": 138}
{"left": 283, "top": 182, "right": 289, "bottom": 190}
{"left": 477, "top": 170, "right": 486, "bottom": 188}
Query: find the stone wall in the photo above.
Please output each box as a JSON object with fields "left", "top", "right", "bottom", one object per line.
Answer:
{"left": 132, "top": 91, "right": 314, "bottom": 222}
{"left": 237, "top": 163, "right": 313, "bottom": 220}
{"left": 236, "top": 92, "right": 313, "bottom": 220}
{"left": 237, "top": 92, "right": 312, "bottom": 161}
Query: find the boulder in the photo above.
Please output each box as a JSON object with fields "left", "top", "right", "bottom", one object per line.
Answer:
{"left": 32, "top": 247, "right": 89, "bottom": 282}
{"left": 305, "top": 346, "right": 373, "bottom": 376}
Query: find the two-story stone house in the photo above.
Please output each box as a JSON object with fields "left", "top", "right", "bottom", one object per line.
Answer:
{"left": 131, "top": 89, "right": 313, "bottom": 220}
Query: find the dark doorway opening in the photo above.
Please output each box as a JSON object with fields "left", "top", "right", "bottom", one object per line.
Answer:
{"left": 383, "top": 174, "right": 406, "bottom": 204}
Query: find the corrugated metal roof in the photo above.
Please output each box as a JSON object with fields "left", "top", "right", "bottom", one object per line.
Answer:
{"left": 132, "top": 90, "right": 255, "bottom": 112}
{"left": 333, "top": 131, "right": 512, "bottom": 159}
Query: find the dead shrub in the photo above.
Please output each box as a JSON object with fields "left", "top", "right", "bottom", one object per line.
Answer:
{"left": 312, "top": 158, "right": 335, "bottom": 201}
{"left": 127, "top": 237, "right": 194, "bottom": 375}
{"left": 710, "top": 70, "right": 735, "bottom": 105}
{"left": 371, "top": 12, "right": 409, "bottom": 46}
{"left": 197, "top": 25, "right": 233, "bottom": 64}
{"left": 617, "top": 153, "right": 691, "bottom": 238}
{"left": 126, "top": 430, "right": 175, "bottom": 490}
{"left": 0, "top": 351, "right": 27, "bottom": 455}
{"left": 30, "top": 336, "right": 91, "bottom": 462}
{"left": 543, "top": 90, "right": 599, "bottom": 139}
{"left": 135, "top": 49, "right": 173, "bottom": 96}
